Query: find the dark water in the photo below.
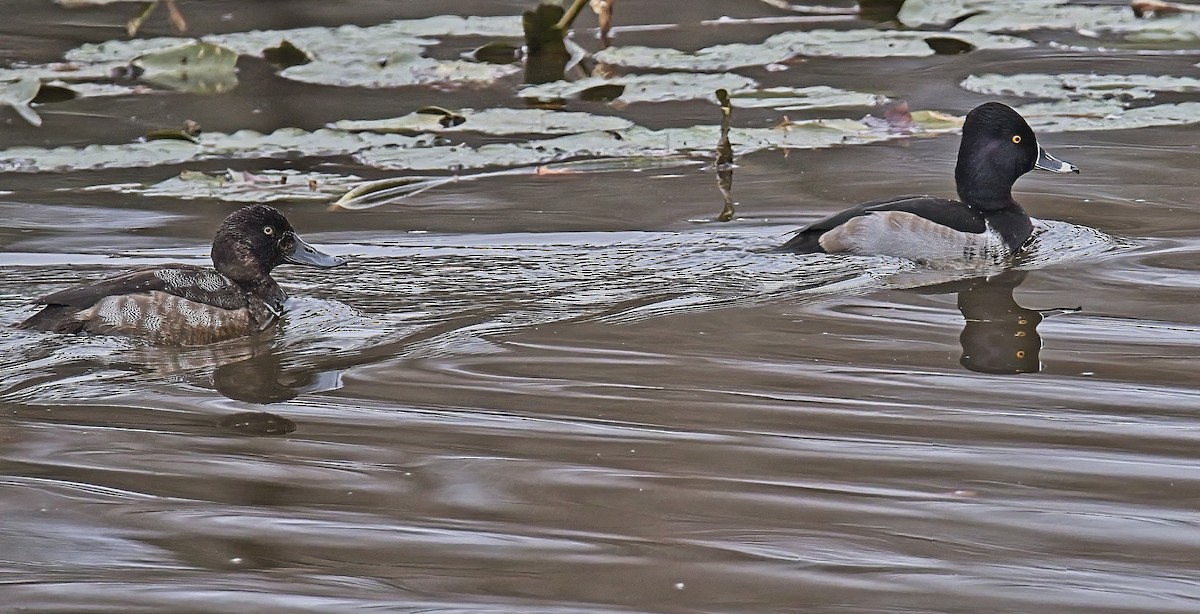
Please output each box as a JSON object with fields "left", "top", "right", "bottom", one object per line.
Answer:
{"left": 2, "top": 1, "right": 1200, "bottom": 612}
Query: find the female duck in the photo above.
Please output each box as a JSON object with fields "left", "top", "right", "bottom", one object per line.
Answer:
{"left": 18, "top": 204, "right": 345, "bottom": 345}
{"left": 777, "top": 102, "right": 1078, "bottom": 264}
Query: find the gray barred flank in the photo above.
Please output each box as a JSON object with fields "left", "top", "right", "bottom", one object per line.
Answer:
{"left": 819, "top": 211, "right": 1010, "bottom": 265}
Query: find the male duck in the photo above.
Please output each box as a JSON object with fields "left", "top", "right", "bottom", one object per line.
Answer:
{"left": 18, "top": 204, "right": 345, "bottom": 345}
{"left": 777, "top": 102, "right": 1078, "bottom": 263}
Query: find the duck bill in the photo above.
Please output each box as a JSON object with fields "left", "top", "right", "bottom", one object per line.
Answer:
{"left": 284, "top": 234, "right": 345, "bottom": 268}
{"left": 1034, "top": 145, "right": 1079, "bottom": 174}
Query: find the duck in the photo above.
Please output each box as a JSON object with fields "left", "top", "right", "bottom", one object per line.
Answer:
{"left": 776, "top": 102, "right": 1079, "bottom": 264}
{"left": 17, "top": 204, "right": 345, "bottom": 345}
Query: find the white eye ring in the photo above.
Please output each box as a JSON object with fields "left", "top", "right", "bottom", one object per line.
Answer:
{"left": 1011, "top": 135, "right": 1022, "bottom": 144}
{"left": 263, "top": 226, "right": 275, "bottom": 235}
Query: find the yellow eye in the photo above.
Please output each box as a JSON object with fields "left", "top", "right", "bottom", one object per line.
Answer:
{"left": 1011, "top": 135, "right": 1022, "bottom": 144}
{"left": 263, "top": 226, "right": 275, "bottom": 236}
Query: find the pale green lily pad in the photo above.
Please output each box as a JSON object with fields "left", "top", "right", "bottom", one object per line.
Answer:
{"left": 355, "top": 117, "right": 957, "bottom": 171}
{"left": 901, "top": 0, "right": 1200, "bottom": 43}
{"left": 520, "top": 73, "right": 760, "bottom": 103}
{"left": 593, "top": 29, "right": 1033, "bottom": 71}
{"left": 898, "top": 0, "right": 1049, "bottom": 28}
{"left": 279, "top": 55, "right": 519, "bottom": 88}
{"left": 962, "top": 73, "right": 1200, "bottom": 101}
{"left": 1017, "top": 100, "right": 1200, "bottom": 132}
{"left": 0, "top": 76, "right": 42, "bottom": 126}
{"left": 59, "top": 17, "right": 524, "bottom": 90}
{"left": 520, "top": 75, "right": 883, "bottom": 110}
{"left": 729, "top": 86, "right": 885, "bottom": 111}
{"left": 332, "top": 108, "right": 634, "bottom": 136}
{"left": 76, "top": 169, "right": 362, "bottom": 202}
{"left": 0, "top": 128, "right": 423, "bottom": 173}
{"left": 131, "top": 41, "right": 239, "bottom": 93}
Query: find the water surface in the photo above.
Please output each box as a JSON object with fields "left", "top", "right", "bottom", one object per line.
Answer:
{"left": 1, "top": 1, "right": 1199, "bottom": 612}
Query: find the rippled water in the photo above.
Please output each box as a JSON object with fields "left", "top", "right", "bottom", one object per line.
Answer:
{"left": 4, "top": 1, "right": 1200, "bottom": 612}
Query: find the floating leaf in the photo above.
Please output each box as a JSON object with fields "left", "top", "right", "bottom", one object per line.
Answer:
{"left": 354, "top": 117, "right": 959, "bottom": 172}
{"left": 0, "top": 77, "right": 43, "bottom": 126}
{"left": 521, "top": 73, "right": 759, "bottom": 104}
{"left": 729, "top": 86, "right": 885, "bottom": 111}
{"left": 902, "top": 0, "right": 1200, "bottom": 43}
{"left": 129, "top": 41, "right": 239, "bottom": 93}
{"left": 332, "top": 108, "right": 634, "bottom": 136}
{"left": 1016, "top": 100, "right": 1200, "bottom": 132}
{"left": 0, "top": 128, "right": 423, "bottom": 173}
{"left": 593, "top": 29, "right": 1033, "bottom": 71}
{"left": 78, "top": 169, "right": 362, "bottom": 202}
{"left": 962, "top": 73, "right": 1200, "bottom": 102}
{"left": 143, "top": 120, "right": 202, "bottom": 143}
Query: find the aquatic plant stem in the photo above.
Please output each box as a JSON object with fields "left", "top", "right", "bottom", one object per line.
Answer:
{"left": 555, "top": 0, "right": 592, "bottom": 32}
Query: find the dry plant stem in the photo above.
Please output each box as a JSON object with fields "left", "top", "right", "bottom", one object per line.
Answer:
{"left": 556, "top": 0, "right": 593, "bottom": 31}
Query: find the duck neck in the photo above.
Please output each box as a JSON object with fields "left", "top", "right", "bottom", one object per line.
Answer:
{"left": 982, "top": 206, "right": 1035, "bottom": 253}
{"left": 232, "top": 277, "right": 284, "bottom": 331}
{"left": 239, "top": 276, "right": 287, "bottom": 310}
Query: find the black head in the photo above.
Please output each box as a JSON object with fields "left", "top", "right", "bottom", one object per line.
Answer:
{"left": 955, "top": 102, "right": 1077, "bottom": 210}
{"left": 211, "top": 204, "right": 345, "bottom": 284}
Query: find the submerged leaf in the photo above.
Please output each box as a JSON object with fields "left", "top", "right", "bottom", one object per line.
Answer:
{"left": 262, "top": 39, "right": 312, "bottom": 68}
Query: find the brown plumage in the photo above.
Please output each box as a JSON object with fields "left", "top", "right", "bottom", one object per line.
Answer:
{"left": 17, "top": 204, "right": 345, "bottom": 345}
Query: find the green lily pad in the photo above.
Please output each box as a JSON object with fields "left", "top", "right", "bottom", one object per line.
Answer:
{"left": 962, "top": 72, "right": 1200, "bottom": 101}
{"left": 1016, "top": 100, "right": 1200, "bottom": 132}
{"left": 131, "top": 41, "right": 239, "bottom": 94}
{"left": 901, "top": 0, "right": 1200, "bottom": 43}
{"left": 332, "top": 108, "right": 634, "bottom": 136}
{"left": 729, "top": 86, "right": 885, "bottom": 111}
{"left": 0, "top": 76, "right": 42, "bottom": 126}
{"left": 76, "top": 169, "right": 362, "bottom": 202}
{"left": 520, "top": 73, "right": 760, "bottom": 104}
{"left": 354, "top": 117, "right": 958, "bottom": 171}
{"left": 519, "top": 74, "right": 884, "bottom": 110}
{"left": 0, "top": 128, "right": 423, "bottom": 173}
{"left": 593, "top": 29, "right": 1033, "bottom": 71}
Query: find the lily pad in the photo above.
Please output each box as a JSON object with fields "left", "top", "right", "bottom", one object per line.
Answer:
{"left": 332, "top": 108, "right": 634, "bottom": 136}
{"left": 593, "top": 29, "right": 1033, "bottom": 71}
{"left": 48, "top": 16, "right": 525, "bottom": 93}
{"left": 0, "top": 128, "right": 423, "bottom": 173}
{"left": 76, "top": 169, "right": 361, "bottom": 202}
{"left": 1016, "top": 100, "right": 1200, "bottom": 132}
{"left": 901, "top": 0, "right": 1200, "bottom": 43}
{"left": 520, "top": 73, "right": 760, "bottom": 104}
{"left": 130, "top": 41, "right": 239, "bottom": 93}
{"left": 961, "top": 73, "right": 1200, "bottom": 102}
{"left": 0, "top": 77, "right": 42, "bottom": 126}
{"left": 729, "top": 86, "right": 885, "bottom": 111}
{"left": 355, "top": 117, "right": 959, "bottom": 171}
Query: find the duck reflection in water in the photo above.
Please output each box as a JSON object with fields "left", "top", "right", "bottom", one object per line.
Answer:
{"left": 916, "top": 270, "right": 1080, "bottom": 374}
